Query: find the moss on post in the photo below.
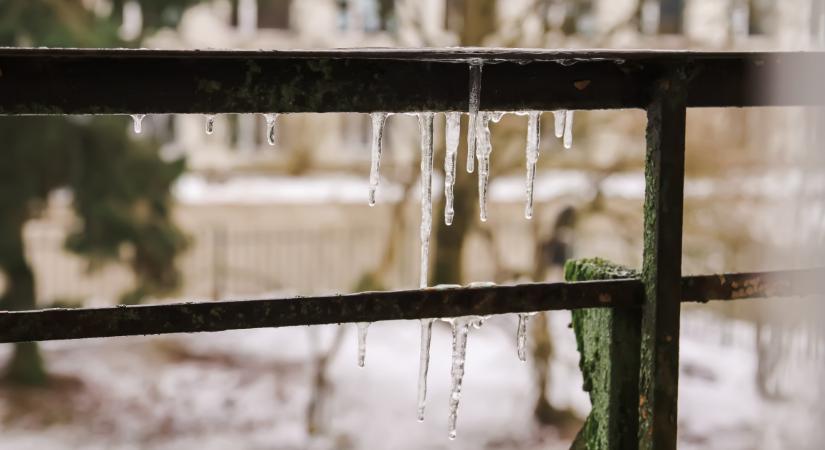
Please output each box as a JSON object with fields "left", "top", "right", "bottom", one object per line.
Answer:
{"left": 565, "top": 258, "right": 641, "bottom": 450}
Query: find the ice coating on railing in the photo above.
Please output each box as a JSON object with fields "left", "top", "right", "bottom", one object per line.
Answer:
{"left": 264, "top": 113, "right": 279, "bottom": 146}
{"left": 205, "top": 114, "right": 215, "bottom": 135}
{"left": 356, "top": 322, "right": 369, "bottom": 367}
{"left": 131, "top": 114, "right": 145, "bottom": 134}
{"left": 476, "top": 111, "right": 504, "bottom": 222}
{"left": 563, "top": 110, "right": 575, "bottom": 149}
{"left": 444, "top": 112, "right": 461, "bottom": 225}
{"left": 516, "top": 312, "right": 537, "bottom": 361}
{"left": 524, "top": 111, "right": 542, "bottom": 220}
{"left": 368, "top": 112, "right": 389, "bottom": 206}
{"left": 447, "top": 315, "right": 485, "bottom": 440}
{"left": 466, "top": 59, "right": 483, "bottom": 174}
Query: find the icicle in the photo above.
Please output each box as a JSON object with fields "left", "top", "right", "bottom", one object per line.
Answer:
{"left": 524, "top": 111, "right": 542, "bottom": 220}
{"left": 466, "top": 59, "right": 483, "bottom": 174}
{"left": 444, "top": 112, "right": 461, "bottom": 225}
{"left": 418, "top": 112, "right": 435, "bottom": 288}
{"left": 516, "top": 313, "right": 537, "bottom": 362}
{"left": 417, "top": 318, "right": 434, "bottom": 422}
{"left": 553, "top": 110, "right": 565, "bottom": 138}
{"left": 563, "top": 110, "right": 575, "bottom": 149}
{"left": 448, "top": 316, "right": 484, "bottom": 440}
{"left": 205, "top": 114, "right": 215, "bottom": 135}
{"left": 263, "top": 113, "right": 279, "bottom": 146}
{"left": 131, "top": 114, "right": 145, "bottom": 134}
{"left": 475, "top": 112, "right": 503, "bottom": 222}
{"left": 356, "top": 322, "right": 369, "bottom": 368}
{"left": 368, "top": 112, "right": 389, "bottom": 206}
{"left": 415, "top": 112, "right": 435, "bottom": 423}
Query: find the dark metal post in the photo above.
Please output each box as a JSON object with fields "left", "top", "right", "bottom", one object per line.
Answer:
{"left": 638, "top": 73, "right": 687, "bottom": 450}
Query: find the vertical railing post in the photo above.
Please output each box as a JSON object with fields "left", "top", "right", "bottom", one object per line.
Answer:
{"left": 638, "top": 72, "right": 687, "bottom": 450}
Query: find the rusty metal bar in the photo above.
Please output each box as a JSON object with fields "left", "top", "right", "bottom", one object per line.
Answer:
{"left": 0, "top": 49, "right": 823, "bottom": 115}
{"left": 0, "top": 268, "right": 821, "bottom": 344}
{"left": 638, "top": 73, "right": 688, "bottom": 450}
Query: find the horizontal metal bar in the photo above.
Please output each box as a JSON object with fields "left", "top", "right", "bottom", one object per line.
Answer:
{"left": 0, "top": 279, "right": 641, "bottom": 343}
{"left": 0, "top": 48, "right": 822, "bottom": 114}
{"left": 0, "top": 268, "right": 821, "bottom": 344}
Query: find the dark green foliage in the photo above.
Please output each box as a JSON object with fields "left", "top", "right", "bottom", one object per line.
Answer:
{"left": 565, "top": 258, "right": 641, "bottom": 450}
{"left": 0, "top": 1, "right": 200, "bottom": 384}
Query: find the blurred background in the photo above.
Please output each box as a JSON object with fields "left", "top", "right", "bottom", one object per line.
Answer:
{"left": 1, "top": 0, "right": 824, "bottom": 449}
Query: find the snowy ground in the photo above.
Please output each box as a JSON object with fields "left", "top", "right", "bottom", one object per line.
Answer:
{"left": 1, "top": 311, "right": 822, "bottom": 450}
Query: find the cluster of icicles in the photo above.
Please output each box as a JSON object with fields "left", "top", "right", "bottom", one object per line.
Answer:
{"left": 362, "top": 60, "right": 575, "bottom": 440}
{"left": 129, "top": 59, "right": 575, "bottom": 440}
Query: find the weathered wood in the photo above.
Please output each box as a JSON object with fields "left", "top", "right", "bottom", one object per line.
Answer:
{"left": 0, "top": 49, "right": 822, "bottom": 115}
{"left": 566, "top": 258, "right": 641, "bottom": 450}
{"left": 638, "top": 73, "right": 688, "bottom": 450}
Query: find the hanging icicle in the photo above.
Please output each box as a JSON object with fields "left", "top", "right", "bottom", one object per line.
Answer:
{"left": 368, "top": 112, "right": 389, "bottom": 206}
{"left": 447, "top": 316, "right": 484, "bottom": 440}
{"left": 444, "top": 112, "right": 461, "bottom": 225}
{"left": 205, "top": 114, "right": 215, "bottom": 135}
{"left": 466, "top": 59, "right": 483, "bottom": 174}
{"left": 516, "top": 313, "right": 537, "bottom": 362}
{"left": 553, "top": 110, "right": 565, "bottom": 138}
{"left": 356, "top": 322, "right": 370, "bottom": 368}
{"left": 476, "top": 112, "right": 504, "bottom": 222}
{"left": 524, "top": 111, "right": 542, "bottom": 220}
{"left": 263, "top": 113, "right": 279, "bottom": 146}
{"left": 417, "top": 317, "right": 434, "bottom": 422}
{"left": 415, "top": 112, "right": 435, "bottom": 422}
{"left": 131, "top": 114, "right": 146, "bottom": 134}
{"left": 563, "top": 110, "right": 575, "bottom": 149}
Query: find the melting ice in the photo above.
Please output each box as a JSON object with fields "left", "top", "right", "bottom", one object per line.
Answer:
{"left": 524, "top": 111, "right": 542, "bottom": 220}
{"left": 563, "top": 110, "right": 575, "bottom": 149}
{"left": 475, "top": 111, "right": 504, "bottom": 222}
{"left": 516, "top": 312, "right": 537, "bottom": 362}
{"left": 447, "top": 315, "right": 486, "bottom": 440}
{"left": 264, "top": 113, "right": 279, "bottom": 146}
{"left": 368, "top": 112, "right": 389, "bottom": 206}
{"left": 356, "top": 322, "right": 369, "bottom": 368}
{"left": 466, "top": 59, "right": 483, "bottom": 174}
{"left": 131, "top": 114, "right": 146, "bottom": 134}
{"left": 205, "top": 114, "right": 215, "bottom": 135}
{"left": 444, "top": 112, "right": 461, "bottom": 225}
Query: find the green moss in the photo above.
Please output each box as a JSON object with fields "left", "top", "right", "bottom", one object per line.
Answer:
{"left": 566, "top": 258, "right": 640, "bottom": 450}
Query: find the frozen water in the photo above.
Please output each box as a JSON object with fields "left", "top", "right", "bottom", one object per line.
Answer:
{"left": 524, "top": 111, "right": 542, "bottom": 220}
{"left": 368, "top": 112, "right": 389, "bottom": 206}
{"left": 356, "top": 322, "right": 370, "bottom": 368}
{"left": 205, "top": 114, "right": 215, "bottom": 135}
{"left": 444, "top": 112, "right": 461, "bottom": 225}
{"left": 418, "top": 112, "right": 435, "bottom": 289}
{"left": 131, "top": 114, "right": 146, "bottom": 134}
{"left": 563, "top": 110, "right": 575, "bottom": 149}
{"left": 466, "top": 59, "right": 483, "bottom": 174}
{"left": 475, "top": 112, "right": 504, "bottom": 222}
{"left": 264, "top": 113, "right": 279, "bottom": 146}
{"left": 553, "top": 110, "right": 565, "bottom": 138}
{"left": 416, "top": 318, "right": 434, "bottom": 422}
{"left": 516, "top": 313, "right": 537, "bottom": 362}
{"left": 447, "top": 316, "right": 485, "bottom": 440}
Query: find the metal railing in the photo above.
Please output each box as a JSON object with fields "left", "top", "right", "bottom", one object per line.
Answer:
{"left": 1, "top": 48, "right": 824, "bottom": 450}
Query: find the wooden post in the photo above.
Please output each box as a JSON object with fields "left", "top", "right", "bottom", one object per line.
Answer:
{"left": 638, "top": 73, "right": 687, "bottom": 450}
{"left": 565, "top": 258, "right": 642, "bottom": 450}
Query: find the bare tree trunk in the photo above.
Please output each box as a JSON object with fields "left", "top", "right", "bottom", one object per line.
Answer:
{"left": 0, "top": 218, "right": 47, "bottom": 385}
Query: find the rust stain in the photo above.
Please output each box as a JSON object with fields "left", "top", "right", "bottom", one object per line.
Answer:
{"left": 574, "top": 79, "right": 591, "bottom": 91}
{"left": 598, "top": 293, "right": 611, "bottom": 304}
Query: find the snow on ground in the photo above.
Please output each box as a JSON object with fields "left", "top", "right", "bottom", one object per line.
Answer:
{"left": 1, "top": 311, "right": 822, "bottom": 449}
